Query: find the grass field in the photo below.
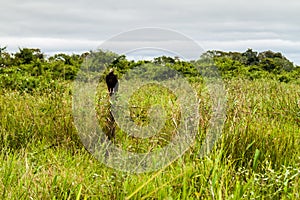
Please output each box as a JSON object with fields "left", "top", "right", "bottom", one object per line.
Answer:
{"left": 0, "top": 78, "right": 299, "bottom": 199}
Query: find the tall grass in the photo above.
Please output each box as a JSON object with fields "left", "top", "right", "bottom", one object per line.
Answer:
{"left": 0, "top": 78, "right": 299, "bottom": 199}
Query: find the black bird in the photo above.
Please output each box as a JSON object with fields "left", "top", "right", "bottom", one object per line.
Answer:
{"left": 106, "top": 68, "right": 118, "bottom": 96}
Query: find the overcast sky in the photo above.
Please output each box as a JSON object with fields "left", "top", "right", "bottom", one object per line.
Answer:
{"left": 1, "top": 0, "right": 300, "bottom": 64}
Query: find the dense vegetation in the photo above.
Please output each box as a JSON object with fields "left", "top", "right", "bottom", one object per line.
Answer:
{"left": 0, "top": 47, "right": 299, "bottom": 92}
{"left": 0, "top": 47, "right": 299, "bottom": 199}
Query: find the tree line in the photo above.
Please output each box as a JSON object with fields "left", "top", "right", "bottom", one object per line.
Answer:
{"left": 0, "top": 47, "right": 299, "bottom": 92}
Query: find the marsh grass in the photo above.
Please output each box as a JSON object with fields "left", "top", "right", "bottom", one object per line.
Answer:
{"left": 96, "top": 82, "right": 182, "bottom": 154}
{"left": 0, "top": 79, "right": 299, "bottom": 199}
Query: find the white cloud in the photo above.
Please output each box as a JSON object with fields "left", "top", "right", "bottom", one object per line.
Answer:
{"left": 2, "top": 37, "right": 99, "bottom": 55}
{"left": 0, "top": 0, "right": 299, "bottom": 63}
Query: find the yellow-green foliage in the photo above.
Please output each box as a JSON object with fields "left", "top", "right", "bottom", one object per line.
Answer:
{"left": 0, "top": 78, "right": 299, "bottom": 199}
{"left": 0, "top": 48, "right": 299, "bottom": 199}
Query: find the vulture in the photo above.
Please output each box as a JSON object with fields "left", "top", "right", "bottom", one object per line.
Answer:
{"left": 105, "top": 68, "right": 118, "bottom": 96}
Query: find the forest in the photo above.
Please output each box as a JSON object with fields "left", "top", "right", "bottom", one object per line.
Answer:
{"left": 0, "top": 47, "right": 300, "bottom": 92}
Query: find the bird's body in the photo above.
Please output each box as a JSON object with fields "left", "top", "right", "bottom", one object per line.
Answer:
{"left": 106, "top": 69, "right": 118, "bottom": 96}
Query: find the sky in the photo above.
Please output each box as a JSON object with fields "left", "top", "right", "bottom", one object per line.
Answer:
{"left": 1, "top": 0, "right": 300, "bottom": 64}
